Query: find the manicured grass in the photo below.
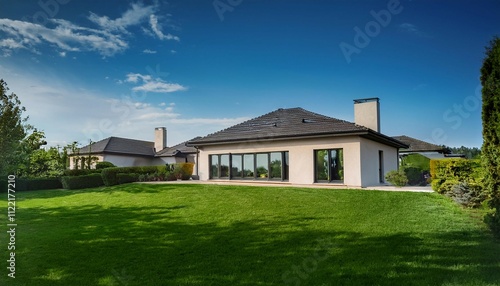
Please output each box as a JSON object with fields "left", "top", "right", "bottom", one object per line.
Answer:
{"left": 1, "top": 183, "right": 499, "bottom": 285}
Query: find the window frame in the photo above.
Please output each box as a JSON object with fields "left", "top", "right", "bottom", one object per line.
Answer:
{"left": 209, "top": 151, "right": 289, "bottom": 181}
{"left": 314, "top": 148, "right": 344, "bottom": 184}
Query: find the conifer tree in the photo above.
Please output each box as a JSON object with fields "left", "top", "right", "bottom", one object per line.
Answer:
{"left": 481, "top": 36, "right": 500, "bottom": 231}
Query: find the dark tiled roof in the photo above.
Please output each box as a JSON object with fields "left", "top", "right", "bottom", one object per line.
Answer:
{"left": 189, "top": 108, "right": 407, "bottom": 148}
{"left": 155, "top": 138, "right": 199, "bottom": 157}
{"left": 392, "top": 135, "right": 446, "bottom": 153}
{"left": 77, "top": 137, "right": 155, "bottom": 157}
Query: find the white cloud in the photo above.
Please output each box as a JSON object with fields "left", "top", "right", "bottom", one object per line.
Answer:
{"left": 149, "top": 15, "right": 180, "bottom": 41}
{"left": 399, "top": 23, "right": 418, "bottom": 33}
{"left": 399, "top": 23, "right": 430, "bottom": 38}
{"left": 0, "top": 3, "right": 178, "bottom": 57}
{"left": 1, "top": 63, "right": 246, "bottom": 147}
{"left": 125, "top": 72, "right": 186, "bottom": 93}
{"left": 59, "top": 51, "right": 66, "bottom": 57}
{"left": 88, "top": 3, "right": 155, "bottom": 34}
{"left": 143, "top": 49, "right": 157, "bottom": 54}
{"left": 125, "top": 73, "right": 151, "bottom": 83}
{"left": 132, "top": 81, "right": 186, "bottom": 93}
{"left": 0, "top": 18, "right": 128, "bottom": 56}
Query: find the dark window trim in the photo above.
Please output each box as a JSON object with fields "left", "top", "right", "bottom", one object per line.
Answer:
{"left": 314, "top": 148, "right": 344, "bottom": 184}
{"left": 210, "top": 151, "right": 289, "bottom": 182}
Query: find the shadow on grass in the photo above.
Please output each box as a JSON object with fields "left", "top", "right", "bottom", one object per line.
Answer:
{"left": 14, "top": 183, "right": 205, "bottom": 201}
{"left": 6, "top": 203, "right": 500, "bottom": 286}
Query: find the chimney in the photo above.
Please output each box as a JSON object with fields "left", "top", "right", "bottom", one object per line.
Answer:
{"left": 353, "top": 98, "right": 380, "bottom": 132}
{"left": 154, "top": 127, "right": 167, "bottom": 151}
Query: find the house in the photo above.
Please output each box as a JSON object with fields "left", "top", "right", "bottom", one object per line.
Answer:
{"left": 188, "top": 98, "right": 408, "bottom": 187}
{"left": 392, "top": 135, "right": 464, "bottom": 160}
{"left": 69, "top": 127, "right": 197, "bottom": 169}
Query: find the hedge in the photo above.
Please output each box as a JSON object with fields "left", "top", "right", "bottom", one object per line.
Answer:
{"left": 178, "top": 163, "right": 194, "bottom": 180}
{"left": 96, "top": 161, "right": 116, "bottom": 169}
{"left": 0, "top": 177, "right": 63, "bottom": 192}
{"left": 117, "top": 173, "right": 139, "bottom": 185}
{"left": 101, "top": 166, "right": 166, "bottom": 186}
{"left": 101, "top": 164, "right": 194, "bottom": 186}
{"left": 430, "top": 158, "right": 486, "bottom": 208}
{"left": 61, "top": 174, "right": 104, "bottom": 190}
{"left": 63, "top": 169, "right": 102, "bottom": 177}
{"left": 430, "top": 159, "right": 482, "bottom": 192}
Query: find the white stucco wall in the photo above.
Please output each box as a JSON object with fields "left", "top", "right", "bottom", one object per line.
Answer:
{"left": 197, "top": 136, "right": 366, "bottom": 186}
{"left": 196, "top": 136, "right": 399, "bottom": 187}
{"left": 101, "top": 154, "right": 154, "bottom": 167}
{"left": 358, "top": 137, "right": 399, "bottom": 186}
{"left": 69, "top": 154, "right": 197, "bottom": 169}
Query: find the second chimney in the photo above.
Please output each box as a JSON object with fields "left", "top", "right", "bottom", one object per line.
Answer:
{"left": 354, "top": 98, "right": 380, "bottom": 132}
{"left": 154, "top": 127, "right": 167, "bottom": 151}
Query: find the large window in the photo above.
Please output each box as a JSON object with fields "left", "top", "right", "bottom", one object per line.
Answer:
{"left": 256, "top": 153, "right": 269, "bottom": 179}
{"left": 315, "top": 149, "right": 344, "bottom": 183}
{"left": 209, "top": 152, "right": 289, "bottom": 181}
{"left": 232, "top": 154, "right": 243, "bottom": 178}
{"left": 210, "top": 155, "right": 219, "bottom": 179}
{"left": 220, "top": 154, "right": 230, "bottom": 177}
{"left": 243, "top": 154, "right": 254, "bottom": 178}
{"left": 270, "top": 152, "right": 282, "bottom": 179}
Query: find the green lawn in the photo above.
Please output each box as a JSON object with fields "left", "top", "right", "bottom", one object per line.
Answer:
{"left": 1, "top": 183, "right": 499, "bottom": 286}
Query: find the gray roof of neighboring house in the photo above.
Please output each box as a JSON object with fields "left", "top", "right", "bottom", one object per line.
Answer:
{"left": 155, "top": 138, "right": 199, "bottom": 157}
{"left": 77, "top": 137, "right": 156, "bottom": 157}
{"left": 392, "top": 135, "right": 448, "bottom": 153}
{"left": 188, "top": 107, "right": 408, "bottom": 148}
{"left": 75, "top": 137, "right": 198, "bottom": 157}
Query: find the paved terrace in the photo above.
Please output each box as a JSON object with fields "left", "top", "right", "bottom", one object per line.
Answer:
{"left": 143, "top": 180, "right": 434, "bottom": 193}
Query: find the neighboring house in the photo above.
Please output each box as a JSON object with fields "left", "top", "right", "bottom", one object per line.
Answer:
{"left": 188, "top": 98, "right": 408, "bottom": 187}
{"left": 69, "top": 127, "right": 197, "bottom": 169}
{"left": 392, "top": 135, "right": 464, "bottom": 159}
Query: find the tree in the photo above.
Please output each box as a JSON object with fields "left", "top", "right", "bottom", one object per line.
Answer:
{"left": 481, "top": 36, "right": 500, "bottom": 232}
{"left": 0, "top": 79, "right": 29, "bottom": 175}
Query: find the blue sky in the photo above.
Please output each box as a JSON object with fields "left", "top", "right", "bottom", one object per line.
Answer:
{"left": 0, "top": 0, "right": 498, "bottom": 148}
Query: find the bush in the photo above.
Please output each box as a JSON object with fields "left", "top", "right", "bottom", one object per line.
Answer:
{"left": 61, "top": 174, "right": 104, "bottom": 190}
{"left": 101, "top": 166, "right": 168, "bottom": 186}
{"left": 404, "top": 167, "right": 424, "bottom": 186}
{"left": 438, "top": 179, "right": 460, "bottom": 194}
{"left": 117, "top": 173, "right": 139, "bottom": 184}
{"left": 63, "top": 169, "right": 102, "bottom": 177}
{"left": 0, "top": 178, "right": 6, "bottom": 193}
{"left": 96, "top": 161, "right": 116, "bottom": 169}
{"left": 1, "top": 177, "right": 63, "bottom": 192}
{"left": 431, "top": 178, "right": 445, "bottom": 192}
{"left": 172, "top": 163, "right": 194, "bottom": 180}
{"left": 430, "top": 159, "right": 481, "bottom": 181}
{"left": 446, "top": 182, "right": 486, "bottom": 208}
{"left": 385, "top": 170, "right": 408, "bottom": 187}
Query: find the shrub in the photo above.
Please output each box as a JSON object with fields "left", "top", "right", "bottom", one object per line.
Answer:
{"left": 117, "top": 173, "right": 139, "bottom": 184}
{"left": 430, "top": 159, "right": 481, "bottom": 181}
{"left": 63, "top": 169, "right": 102, "bottom": 177}
{"left": 4, "top": 177, "right": 63, "bottom": 192}
{"left": 0, "top": 178, "right": 6, "bottom": 193}
{"left": 385, "top": 170, "right": 408, "bottom": 187}
{"left": 96, "top": 161, "right": 116, "bottom": 169}
{"left": 404, "top": 167, "right": 424, "bottom": 186}
{"left": 438, "top": 179, "right": 460, "bottom": 195}
{"left": 446, "top": 182, "right": 486, "bottom": 208}
{"left": 431, "top": 178, "right": 445, "bottom": 192}
{"left": 101, "top": 166, "right": 168, "bottom": 186}
{"left": 61, "top": 174, "right": 104, "bottom": 190}
{"left": 172, "top": 163, "right": 194, "bottom": 180}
